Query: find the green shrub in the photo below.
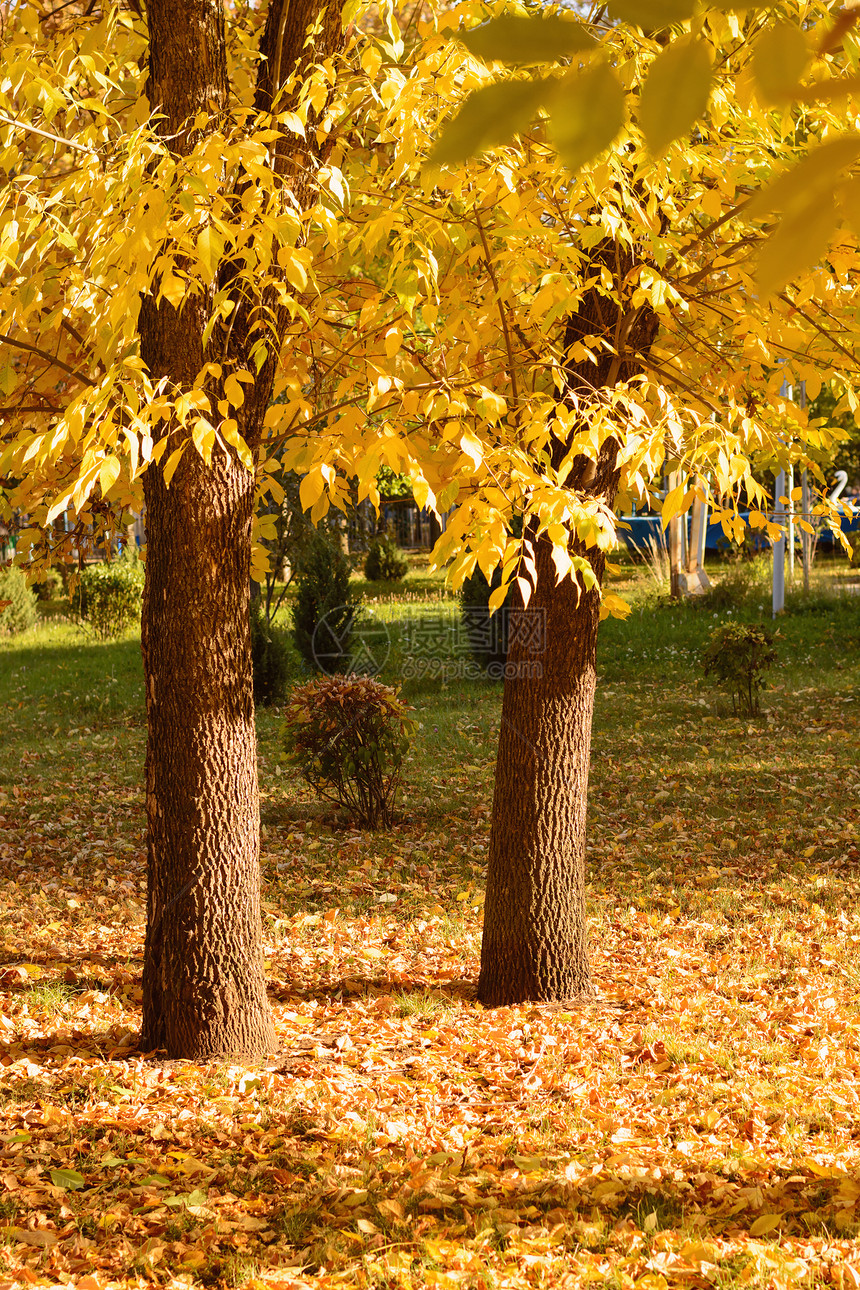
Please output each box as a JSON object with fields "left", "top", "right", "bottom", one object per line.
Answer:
{"left": 702, "top": 621, "right": 777, "bottom": 716}
{"left": 33, "top": 568, "right": 64, "bottom": 601}
{"left": 0, "top": 566, "right": 38, "bottom": 635}
{"left": 699, "top": 554, "right": 771, "bottom": 611}
{"left": 364, "top": 531, "right": 408, "bottom": 582}
{"left": 292, "top": 529, "right": 359, "bottom": 674}
{"left": 283, "top": 674, "right": 415, "bottom": 828}
{"left": 460, "top": 566, "right": 512, "bottom": 676}
{"left": 75, "top": 555, "right": 144, "bottom": 640}
{"left": 250, "top": 598, "right": 295, "bottom": 706}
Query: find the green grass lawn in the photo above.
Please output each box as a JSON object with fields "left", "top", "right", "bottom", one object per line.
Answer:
{"left": 0, "top": 553, "right": 859, "bottom": 1287}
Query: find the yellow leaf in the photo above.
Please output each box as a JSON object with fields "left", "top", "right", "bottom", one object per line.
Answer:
{"left": 750, "top": 1213, "right": 782, "bottom": 1236}
{"left": 220, "top": 420, "right": 254, "bottom": 472}
{"left": 749, "top": 135, "right": 860, "bottom": 217}
{"left": 551, "top": 543, "right": 572, "bottom": 582}
{"left": 224, "top": 374, "right": 245, "bottom": 407}
{"left": 160, "top": 273, "right": 186, "bottom": 309}
{"left": 412, "top": 475, "right": 436, "bottom": 510}
{"left": 162, "top": 443, "right": 186, "bottom": 488}
{"left": 98, "top": 455, "right": 121, "bottom": 497}
{"left": 756, "top": 196, "right": 838, "bottom": 295}
{"left": 549, "top": 63, "right": 626, "bottom": 172}
{"left": 488, "top": 581, "right": 508, "bottom": 612}
{"left": 600, "top": 592, "right": 631, "bottom": 620}
{"left": 661, "top": 480, "right": 688, "bottom": 528}
{"left": 384, "top": 327, "right": 403, "bottom": 358}
{"left": 277, "top": 247, "right": 308, "bottom": 291}
{"left": 430, "top": 77, "right": 555, "bottom": 168}
{"left": 299, "top": 470, "right": 326, "bottom": 511}
{"left": 196, "top": 225, "right": 223, "bottom": 284}
{"left": 192, "top": 418, "right": 216, "bottom": 465}
{"left": 460, "top": 431, "right": 483, "bottom": 467}
{"left": 279, "top": 110, "right": 305, "bottom": 136}
{"left": 752, "top": 22, "right": 809, "bottom": 102}
{"left": 640, "top": 38, "right": 713, "bottom": 156}
{"left": 609, "top": 0, "right": 695, "bottom": 25}
{"left": 460, "top": 14, "right": 595, "bottom": 65}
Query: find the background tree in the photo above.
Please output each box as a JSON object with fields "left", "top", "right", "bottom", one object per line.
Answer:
{"left": 277, "top": 0, "right": 860, "bottom": 1005}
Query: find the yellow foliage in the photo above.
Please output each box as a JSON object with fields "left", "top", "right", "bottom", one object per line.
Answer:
{"left": 0, "top": 0, "right": 858, "bottom": 617}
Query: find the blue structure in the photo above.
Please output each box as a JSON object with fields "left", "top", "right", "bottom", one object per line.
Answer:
{"left": 618, "top": 508, "right": 859, "bottom": 555}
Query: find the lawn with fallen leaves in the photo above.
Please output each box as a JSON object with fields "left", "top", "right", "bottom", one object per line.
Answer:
{"left": 1, "top": 558, "right": 859, "bottom": 1290}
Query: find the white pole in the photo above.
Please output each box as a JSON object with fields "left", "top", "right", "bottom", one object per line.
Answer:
{"left": 772, "top": 379, "right": 793, "bottom": 616}
{"left": 801, "top": 468, "right": 811, "bottom": 593}
{"left": 773, "top": 467, "right": 786, "bottom": 617}
{"left": 788, "top": 463, "right": 795, "bottom": 583}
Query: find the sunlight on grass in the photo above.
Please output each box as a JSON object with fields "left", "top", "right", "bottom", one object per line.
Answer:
{"left": 0, "top": 554, "right": 858, "bottom": 1286}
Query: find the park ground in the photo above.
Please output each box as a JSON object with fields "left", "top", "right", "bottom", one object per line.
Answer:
{"left": 0, "top": 552, "right": 860, "bottom": 1289}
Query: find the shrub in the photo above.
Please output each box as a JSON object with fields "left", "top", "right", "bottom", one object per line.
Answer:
{"left": 699, "top": 553, "right": 771, "bottom": 611}
{"left": 364, "top": 531, "right": 408, "bottom": 582}
{"left": 292, "top": 529, "right": 359, "bottom": 673}
{"left": 75, "top": 555, "right": 144, "bottom": 640}
{"left": 250, "top": 598, "right": 295, "bottom": 706}
{"left": 460, "top": 566, "right": 512, "bottom": 675}
{"left": 33, "top": 568, "right": 64, "bottom": 601}
{"left": 0, "top": 566, "right": 38, "bottom": 635}
{"left": 283, "top": 674, "right": 415, "bottom": 828}
{"left": 702, "top": 622, "right": 777, "bottom": 716}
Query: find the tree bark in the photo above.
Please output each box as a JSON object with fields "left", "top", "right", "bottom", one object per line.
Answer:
{"left": 138, "top": 0, "right": 342, "bottom": 1059}
{"left": 478, "top": 240, "right": 658, "bottom": 1007}
{"left": 478, "top": 535, "right": 604, "bottom": 1006}
{"left": 140, "top": 437, "right": 275, "bottom": 1059}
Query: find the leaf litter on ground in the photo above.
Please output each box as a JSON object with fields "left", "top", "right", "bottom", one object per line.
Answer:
{"left": 0, "top": 587, "right": 859, "bottom": 1287}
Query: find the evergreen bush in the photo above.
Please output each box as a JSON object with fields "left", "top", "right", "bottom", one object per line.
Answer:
{"left": 75, "top": 553, "right": 144, "bottom": 640}
{"left": 283, "top": 674, "right": 415, "bottom": 828}
{"left": 460, "top": 566, "right": 512, "bottom": 676}
{"left": 364, "top": 531, "right": 408, "bottom": 582}
{"left": 0, "top": 566, "right": 38, "bottom": 635}
{"left": 250, "top": 598, "right": 295, "bottom": 706}
{"left": 292, "top": 529, "right": 359, "bottom": 673}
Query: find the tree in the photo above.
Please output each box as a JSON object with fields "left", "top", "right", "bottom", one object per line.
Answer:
{"left": 0, "top": 0, "right": 344, "bottom": 1059}
{"left": 274, "top": 0, "right": 860, "bottom": 1005}
{"left": 443, "top": 2, "right": 860, "bottom": 1003}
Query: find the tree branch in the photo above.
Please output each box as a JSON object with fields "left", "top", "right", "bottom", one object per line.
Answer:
{"left": 474, "top": 205, "right": 519, "bottom": 415}
{"left": 0, "top": 332, "right": 96, "bottom": 386}
{"left": 0, "top": 111, "right": 97, "bottom": 157}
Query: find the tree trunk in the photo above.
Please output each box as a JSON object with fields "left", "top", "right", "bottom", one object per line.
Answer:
{"left": 140, "top": 442, "right": 275, "bottom": 1059}
{"left": 478, "top": 535, "right": 603, "bottom": 1006}
{"left": 138, "top": 0, "right": 342, "bottom": 1058}
{"left": 478, "top": 236, "right": 658, "bottom": 1007}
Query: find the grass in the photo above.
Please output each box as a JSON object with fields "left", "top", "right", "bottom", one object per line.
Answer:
{"left": 0, "top": 550, "right": 859, "bottom": 1286}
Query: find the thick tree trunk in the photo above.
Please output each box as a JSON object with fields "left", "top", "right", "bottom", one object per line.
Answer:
{"left": 478, "top": 535, "right": 604, "bottom": 1006}
{"left": 137, "top": 0, "right": 342, "bottom": 1058}
{"left": 140, "top": 443, "right": 275, "bottom": 1059}
{"left": 478, "top": 236, "right": 658, "bottom": 1007}
{"left": 138, "top": 0, "right": 274, "bottom": 1060}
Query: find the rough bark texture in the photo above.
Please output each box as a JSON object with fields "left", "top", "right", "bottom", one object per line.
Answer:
{"left": 478, "top": 239, "right": 658, "bottom": 1007}
{"left": 478, "top": 535, "right": 604, "bottom": 1006}
{"left": 139, "top": 0, "right": 342, "bottom": 1059}
{"left": 140, "top": 441, "right": 274, "bottom": 1059}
